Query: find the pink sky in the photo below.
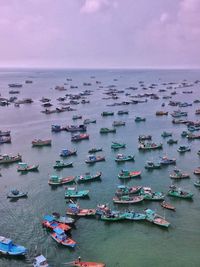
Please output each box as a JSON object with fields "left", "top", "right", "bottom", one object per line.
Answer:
{"left": 0, "top": 0, "right": 200, "bottom": 68}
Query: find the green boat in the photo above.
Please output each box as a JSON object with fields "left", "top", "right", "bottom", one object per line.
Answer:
{"left": 100, "top": 211, "right": 125, "bottom": 221}
{"left": 168, "top": 186, "right": 193, "bottom": 199}
{"left": 111, "top": 142, "right": 126, "bottom": 149}
{"left": 118, "top": 170, "right": 141, "bottom": 179}
{"left": 88, "top": 148, "right": 103, "bottom": 153}
{"left": 194, "top": 180, "right": 200, "bottom": 187}
{"left": 76, "top": 172, "right": 102, "bottom": 183}
{"left": 53, "top": 160, "right": 73, "bottom": 169}
{"left": 145, "top": 161, "right": 161, "bottom": 170}
{"left": 65, "top": 187, "right": 89, "bottom": 198}
{"left": 140, "top": 187, "right": 165, "bottom": 201}
{"left": 115, "top": 154, "right": 135, "bottom": 162}
{"left": 135, "top": 116, "right": 146, "bottom": 122}
{"left": 138, "top": 142, "right": 163, "bottom": 151}
{"left": 145, "top": 209, "right": 170, "bottom": 228}
{"left": 161, "top": 131, "right": 172, "bottom": 138}
{"left": 101, "top": 111, "right": 114, "bottom": 116}
{"left": 100, "top": 128, "right": 116, "bottom": 134}
{"left": 167, "top": 139, "right": 178, "bottom": 145}
{"left": 17, "top": 162, "right": 39, "bottom": 172}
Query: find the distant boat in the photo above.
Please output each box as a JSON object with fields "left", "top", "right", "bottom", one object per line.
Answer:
{"left": 60, "top": 149, "right": 77, "bottom": 157}
{"left": 7, "top": 189, "right": 28, "bottom": 199}
{"left": 71, "top": 134, "right": 89, "bottom": 142}
{"left": 17, "top": 162, "right": 39, "bottom": 172}
{"left": 0, "top": 136, "right": 11, "bottom": 144}
{"left": 33, "top": 254, "right": 49, "bottom": 267}
{"left": 160, "top": 201, "right": 176, "bottom": 211}
{"left": 85, "top": 155, "right": 105, "bottom": 164}
{"left": 42, "top": 215, "right": 71, "bottom": 232}
{"left": 32, "top": 139, "right": 51, "bottom": 147}
{"left": 0, "top": 130, "right": 11, "bottom": 137}
{"left": 0, "top": 236, "right": 27, "bottom": 256}
{"left": 76, "top": 172, "right": 102, "bottom": 183}
{"left": 8, "top": 83, "right": 23, "bottom": 88}
{"left": 101, "top": 111, "right": 114, "bottom": 116}
{"left": 145, "top": 209, "right": 170, "bottom": 228}
{"left": 70, "top": 259, "right": 105, "bottom": 267}
{"left": 115, "top": 154, "right": 135, "bottom": 162}
{"left": 88, "top": 148, "right": 103, "bottom": 154}
{"left": 168, "top": 185, "right": 193, "bottom": 199}
{"left": 118, "top": 170, "right": 141, "bottom": 179}
{"left": 65, "top": 187, "right": 89, "bottom": 198}
{"left": 48, "top": 175, "right": 75, "bottom": 185}
{"left": 53, "top": 160, "right": 73, "bottom": 169}
{"left": 99, "top": 128, "right": 116, "bottom": 134}
{"left": 65, "top": 125, "right": 86, "bottom": 132}
{"left": 0, "top": 154, "right": 22, "bottom": 164}
{"left": 138, "top": 142, "right": 162, "bottom": 151}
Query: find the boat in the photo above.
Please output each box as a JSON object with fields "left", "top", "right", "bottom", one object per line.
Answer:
{"left": 115, "top": 185, "right": 142, "bottom": 196}
{"left": 170, "top": 169, "right": 190, "bottom": 179}
{"left": 145, "top": 209, "right": 170, "bottom": 228}
{"left": 70, "top": 259, "right": 105, "bottom": 267}
{"left": 123, "top": 211, "right": 146, "bottom": 220}
{"left": 101, "top": 111, "right": 114, "bottom": 116}
{"left": 113, "top": 195, "right": 144, "bottom": 204}
{"left": 0, "top": 154, "right": 22, "bottom": 164}
{"left": 65, "top": 187, "right": 89, "bottom": 198}
{"left": 171, "top": 110, "right": 188, "bottom": 118}
{"left": 167, "top": 139, "right": 178, "bottom": 145}
{"left": 51, "top": 125, "right": 63, "bottom": 132}
{"left": 160, "top": 201, "right": 176, "bottom": 211}
{"left": 17, "top": 162, "right": 39, "bottom": 172}
{"left": 71, "top": 133, "right": 89, "bottom": 142}
{"left": 65, "top": 125, "right": 86, "bottom": 132}
{"left": 7, "top": 189, "right": 28, "bottom": 199}
{"left": 51, "top": 227, "right": 76, "bottom": 247}
{"left": 52, "top": 212, "right": 75, "bottom": 224}
{"left": 53, "top": 160, "right": 73, "bottom": 169}
{"left": 72, "top": 115, "right": 82, "bottom": 120}
{"left": 140, "top": 187, "right": 165, "bottom": 201}
{"left": 177, "top": 145, "right": 191, "bottom": 153}
{"left": 138, "top": 135, "right": 152, "bottom": 142}
{"left": 118, "top": 169, "right": 141, "bottom": 179}
{"left": 85, "top": 155, "right": 105, "bottom": 164}
{"left": 0, "top": 136, "right": 11, "bottom": 144}
{"left": 112, "top": 121, "right": 125, "bottom": 126}
{"left": 42, "top": 215, "right": 71, "bottom": 232}
{"left": 48, "top": 175, "right": 75, "bottom": 185}
{"left": 194, "top": 167, "right": 200, "bottom": 175}
{"left": 111, "top": 142, "right": 126, "bottom": 149}
{"left": 33, "top": 255, "right": 49, "bottom": 267}
{"left": 117, "top": 110, "right": 128, "bottom": 115}
{"left": 60, "top": 149, "right": 77, "bottom": 157}
{"left": 88, "top": 148, "right": 103, "bottom": 153}
{"left": 168, "top": 186, "right": 193, "bottom": 199}
{"left": 8, "top": 83, "right": 23, "bottom": 88}
{"left": 194, "top": 180, "right": 200, "bottom": 187}
{"left": 159, "top": 156, "right": 176, "bottom": 165}
{"left": 115, "top": 154, "right": 135, "bottom": 162}
{"left": 161, "top": 131, "right": 172, "bottom": 138}
{"left": 135, "top": 116, "right": 146, "bottom": 122}
{"left": 181, "top": 131, "right": 189, "bottom": 137}
{"left": 76, "top": 172, "right": 102, "bottom": 183}
{"left": 144, "top": 161, "right": 161, "bottom": 170}
{"left": 138, "top": 142, "right": 162, "bottom": 151}
{"left": 100, "top": 211, "right": 125, "bottom": 221}
{"left": 32, "top": 139, "right": 51, "bottom": 147}
{"left": 99, "top": 128, "right": 116, "bottom": 134}
{"left": 66, "top": 203, "right": 96, "bottom": 217}
{"left": 155, "top": 111, "right": 168, "bottom": 116}
{"left": 0, "top": 130, "right": 10, "bottom": 137}
{"left": 83, "top": 119, "right": 96, "bottom": 124}
{"left": 0, "top": 236, "right": 27, "bottom": 256}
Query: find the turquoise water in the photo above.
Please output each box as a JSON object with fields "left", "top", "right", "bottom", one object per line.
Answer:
{"left": 0, "top": 69, "right": 200, "bottom": 267}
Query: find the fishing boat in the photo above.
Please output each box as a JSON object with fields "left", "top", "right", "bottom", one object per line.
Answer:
{"left": 101, "top": 111, "right": 114, "bottom": 116}
{"left": 83, "top": 119, "right": 96, "bottom": 124}
{"left": 118, "top": 169, "right": 141, "bottom": 179}
{"left": 111, "top": 142, "right": 126, "bottom": 149}
{"left": 0, "top": 130, "right": 11, "bottom": 137}
{"left": 161, "top": 131, "right": 172, "bottom": 138}
{"left": 48, "top": 175, "right": 75, "bottom": 185}
{"left": 140, "top": 187, "right": 165, "bottom": 201}
{"left": 72, "top": 115, "right": 82, "bottom": 120}
{"left": 88, "top": 148, "right": 103, "bottom": 153}
{"left": 117, "top": 110, "right": 128, "bottom": 115}
{"left": 113, "top": 195, "right": 144, "bottom": 204}
{"left": 177, "top": 145, "right": 191, "bottom": 153}
{"left": 53, "top": 160, "right": 73, "bottom": 169}
{"left": 100, "top": 211, "right": 125, "bottom": 221}
{"left": 155, "top": 111, "right": 168, "bottom": 116}
{"left": 115, "top": 154, "right": 135, "bottom": 162}
{"left": 115, "top": 185, "right": 142, "bottom": 196}
{"left": 187, "top": 133, "right": 200, "bottom": 140}
{"left": 123, "top": 211, "right": 146, "bottom": 220}
{"left": 168, "top": 186, "right": 193, "bottom": 199}
{"left": 194, "top": 167, "right": 200, "bottom": 175}
{"left": 42, "top": 215, "right": 71, "bottom": 232}
{"left": 71, "top": 133, "right": 89, "bottom": 142}
{"left": 0, "top": 236, "right": 27, "bottom": 256}
{"left": 145, "top": 161, "right": 161, "bottom": 170}
{"left": 0, "top": 154, "right": 22, "bottom": 164}
{"left": 60, "top": 149, "right": 77, "bottom": 157}
{"left": 51, "top": 227, "right": 76, "bottom": 247}
{"left": 167, "top": 139, "right": 178, "bottom": 145}
{"left": 65, "top": 187, "right": 89, "bottom": 198}
{"left": 8, "top": 83, "right": 23, "bottom": 88}
{"left": 135, "top": 116, "right": 146, "bottom": 122}
{"left": 85, "top": 155, "right": 105, "bottom": 164}
{"left": 171, "top": 110, "right": 188, "bottom": 118}
{"left": 160, "top": 201, "right": 176, "bottom": 211}
{"left": 66, "top": 203, "right": 96, "bottom": 217}
{"left": 65, "top": 125, "right": 86, "bottom": 132}
{"left": 138, "top": 141, "right": 162, "bottom": 151}
{"left": 52, "top": 212, "right": 75, "bottom": 224}
{"left": 145, "top": 209, "right": 170, "bottom": 228}
{"left": 138, "top": 135, "right": 152, "bottom": 142}
{"left": 0, "top": 136, "right": 11, "bottom": 144}
{"left": 194, "top": 180, "right": 200, "bottom": 187}
{"left": 170, "top": 169, "right": 190, "bottom": 179}
{"left": 159, "top": 156, "right": 176, "bottom": 165}
{"left": 112, "top": 121, "right": 125, "bottom": 126}
{"left": 32, "top": 139, "right": 51, "bottom": 147}
{"left": 70, "top": 259, "right": 105, "bottom": 267}
{"left": 17, "top": 162, "right": 39, "bottom": 172}
{"left": 76, "top": 172, "right": 102, "bottom": 183}
{"left": 33, "top": 255, "right": 49, "bottom": 267}
{"left": 99, "top": 128, "right": 116, "bottom": 134}
{"left": 7, "top": 189, "right": 28, "bottom": 199}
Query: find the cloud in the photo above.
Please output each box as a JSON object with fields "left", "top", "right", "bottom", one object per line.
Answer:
{"left": 80, "top": 0, "right": 117, "bottom": 14}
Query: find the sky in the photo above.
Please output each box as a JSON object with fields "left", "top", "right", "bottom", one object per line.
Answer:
{"left": 0, "top": 0, "right": 200, "bottom": 69}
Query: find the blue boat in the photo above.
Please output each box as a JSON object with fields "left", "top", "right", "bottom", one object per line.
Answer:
{"left": 0, "top": 236, "right": 27, "bottom": 256}
{"left": 123, "top": 211, "right": 146, "bottom": 221}
{"left": 60, "top": 149, "right": 77, "bottom": 157}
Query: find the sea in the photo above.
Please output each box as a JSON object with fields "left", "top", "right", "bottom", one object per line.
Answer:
{"left": 0, "top": 68, "right": 200, "bottom": 267}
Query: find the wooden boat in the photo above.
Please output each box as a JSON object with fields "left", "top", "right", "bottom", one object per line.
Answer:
{"left": 170, "top": 169, "right": 190, "bottom": 179}
{"left": 88, "top": 148, "right": 103, "bottom": 153}
{"left": 85, "top": 155, "right": 105, "bottom": 164}
{"left": 161, "top": 201, "right": 176, "bottom": 211}
{"left": 99, "top": 128, "right": 116, "bottom": 134}
{"left": 159, "top": 156, "right": 176, "bottom": 165}
{"left": 60, "top": 149, "right": 77, "bottom": 157}
{"left": 70, "top": 259, "right": 105, "bottom": 267}
{"left": 138, "top": 142, "right": 162, "bottom": 151}
{"left": 42, "top": 215, "right": 71, "bottom": 232}
{"left": 138, "top": 135, "right": 152, "bottom": 142}
{"left": 140, "top": 187, "right": 165, "bottom": 201}
{"left": 135, "top": 116, "right": 146, "bottom": 122}
{"left": 66, "top": 203, "right": 96, "bottom": 217}
{"left": 115, "top": 154, "right": 135, "bottom": 162}
{"left": 0, "top": 136, "right": 11, "bottom": 143}
{"left": 17, "top": 162, "right": 39, "bottom": 172}
{"left": 123, "top": 211, "right": 146, "bottom": 220}
{"left": 0, "top": 236, "right": 27, "bottom": 256}
{"left": 65, "top": 187, "right": 89, "bottom": 198}
{"left": 168, "top": 186, "right": 193, "bottom": 199}
{"left": 71, "top": 134, "right": 89, "bottom": 142}
{"left": 33, "top": 254, "right": 49, "bottom": 267}
{"left": 48, "top": 175, "right": 75, "bottom": 185}
{"left": 156, "top": 111, "right": 168, "bottom": 116}
{"left": 145, "top": 209, "right": 170, "bottom": 228}
{"left": 53, "top": 160, "right": 73, "bottom": 169}
{"left": 65, "top": 125, "right": 86, "bottom": 132}
{"left": 76, "top": 172, "right": 102, "bottom": 183}
{"left": 117, "top": 110, "right": 128, "bottom": 115}
{"left": 112, "top": 121, "right": 125, "bottom": 126}
{"left": 32, "top": 139, "right": 51, "bottom": 147}
{"left": 7, "top": 189, "right": 28, "bottom": 199}
{"left": 161, "top": 131, "right": 172, "bottom": 138}
{"left": 145, "top": 161, "right": 161, "bottom": 169}
{"left": 194, "top": 167, "right": 200, "bottom": 175}
{"left": 51, "top": 228, "right": 76, "bottom": 247}
{"left": 167, "top": 139, "right": 178, "bottom": 145}
{"left": 0, "top": 130, "right": 10, "bottom": 137}
{"left": 101, "top": 111, "right": 114, "bottom": 116}
{"left": 113, "top": 195, "right": 144, "bottom": 204}
{"left": 100, "top": 211, "right": 125, "bottom": 221}
{"left": 115, "top": 185, "right": 142, "bottom": 196}
{"left": 177, "top": 145, "right": 191, "bottom": 153}
{"left": 0, "top": 154, "right": 22, "bottom": 164}
{"left": 52, "top": 212, "right": 75, "bottom": 224}
{"left": 111, "top": 142, "right": 126, "bottom": 149}
{"left": 118, "top": 169, "right": 141, "bottom": 179}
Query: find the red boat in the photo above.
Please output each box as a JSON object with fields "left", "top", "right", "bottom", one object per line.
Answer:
{"left": 71, "top": 260, "right": 105, "bottom": 267}
{"left": 160, "top": 201, "right": 176, "bottom": 211}
{"left": 42, "top": 215, "right": 71, "bottom": 231}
